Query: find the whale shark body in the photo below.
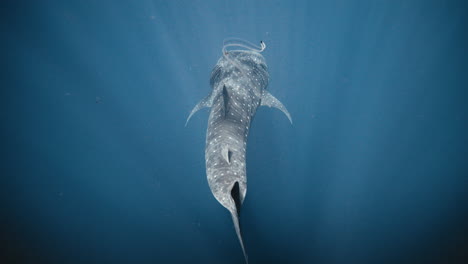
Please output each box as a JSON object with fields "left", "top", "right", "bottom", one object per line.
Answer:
{"left": 186, "top": 40, "right": 291, "bottom": 263}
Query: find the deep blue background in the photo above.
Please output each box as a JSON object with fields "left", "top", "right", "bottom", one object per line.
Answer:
{"left": 2, "top": 0, "right": 468, "bottom": 263}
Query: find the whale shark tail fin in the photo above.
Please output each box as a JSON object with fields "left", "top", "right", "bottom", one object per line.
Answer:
{"left": 231, "top": 211, "right": 248, "bottom": 263}
{"left": 230, "top": 182, "right": 248, "bottom": 263}
{"left": 261, "top": 91, "right": 293, "bottom": 124}
{"left": 185, "top": 94, "right": 214, "bottom": 126}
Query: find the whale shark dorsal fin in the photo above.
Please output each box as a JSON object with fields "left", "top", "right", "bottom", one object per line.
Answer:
{"left": 222, "top": 85, "right": 230, "bottom": 117}
{"left": 185, "top": 93, "right": 214, "bottom": 126}
{"left": 222, "top": 145, "right": 232, "bottom": 164}
{"left": 261, "top": 91, "right": 293, "bottom": 124}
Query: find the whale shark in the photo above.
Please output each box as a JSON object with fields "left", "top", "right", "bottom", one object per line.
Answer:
{"left": 186, "top": 38, "right": 292, "bottom": 263}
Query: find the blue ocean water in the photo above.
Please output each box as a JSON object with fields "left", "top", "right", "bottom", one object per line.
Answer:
{"left": 2, "top": 0, "right": 467, "bottom": 263}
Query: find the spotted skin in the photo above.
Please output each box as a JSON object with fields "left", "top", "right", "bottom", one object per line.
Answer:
{"left": 187, "top": 49, "right": 291, "bottom": 263}
{"left": 206, "top": 51, "right": 267, "bottom": 212}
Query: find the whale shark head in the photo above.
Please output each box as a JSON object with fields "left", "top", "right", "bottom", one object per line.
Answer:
{"left": 210, "top": 50, "right": 269, "bottom": 95}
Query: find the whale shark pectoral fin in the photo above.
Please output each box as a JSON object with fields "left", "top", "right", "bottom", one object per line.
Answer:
{"left": 260, "top": 91, "right": 293, "bottom": 124}
{"left": 185, "top": 94, "right": 213, "bottom": 126}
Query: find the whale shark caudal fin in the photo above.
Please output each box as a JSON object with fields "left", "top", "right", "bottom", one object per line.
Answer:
{"left": 260, "top": 91, "right": 293, "bottom": 124}
{"left": 185, "top": 93, "right": 214, "bottom": 126}
{"left": 231, "top": 211, "right": 248, "bottom": 263}
{"left": 230, "top": 182, "right": 248, "bottom": 263}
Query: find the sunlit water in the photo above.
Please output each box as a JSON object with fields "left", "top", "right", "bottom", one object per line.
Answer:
{"left": 2, "top": 1, "right": 467, "bottom": 263}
